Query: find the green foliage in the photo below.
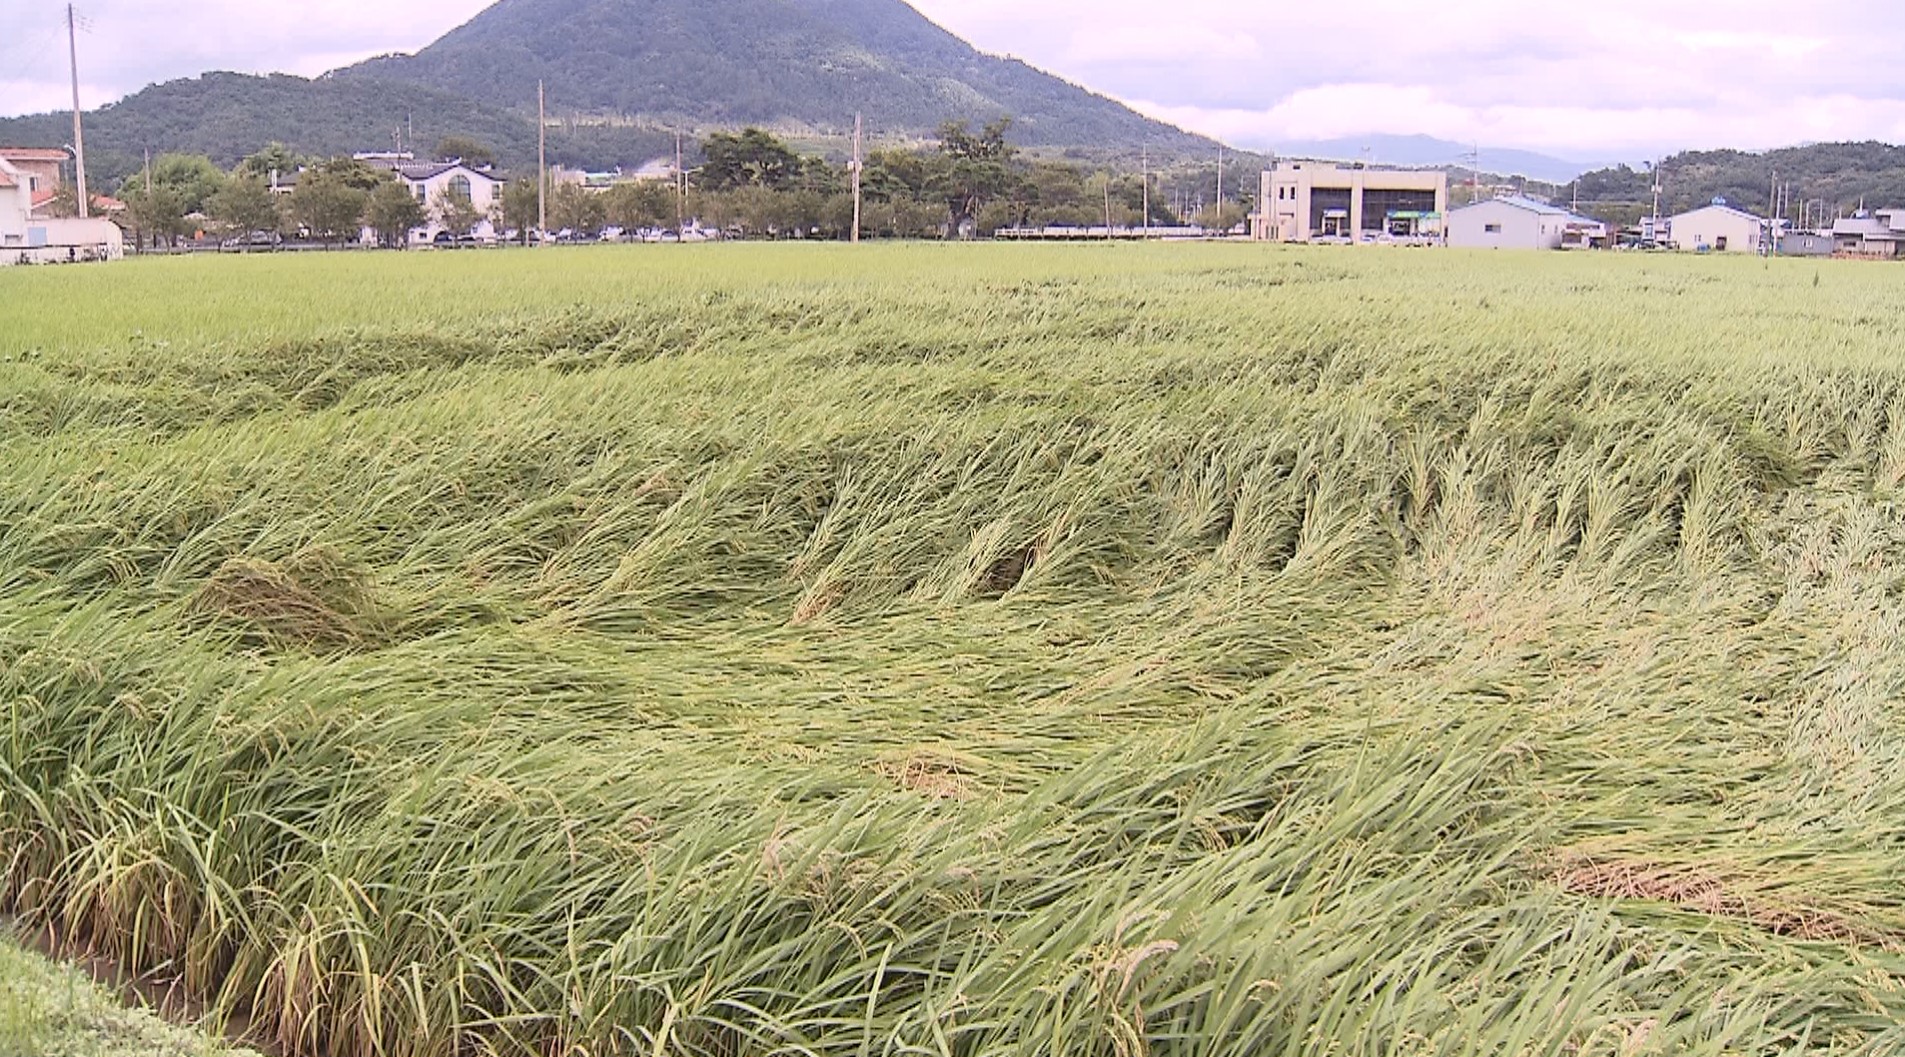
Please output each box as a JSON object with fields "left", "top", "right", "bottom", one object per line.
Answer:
{"left": 431, "top": 185, "right": 487, "bottom": 237}
{"left": 497, "top": 177, "right": 542, "bottom": 241}
{"left": 332, "top": 0, "right": 1215, "bottom": 154}
{"left": 207, "top": 174, "right": 284, "bottom": 237}
{"left": 698, "top": 127, "right": 802, "bottom": 192}
{"left": 118, "top": 184, "right": 192, "bottom": 247}
{"left": 1572, "top": 141, "right": 1905, "bottom": 222}
{"left": 602, "top": 180, "right": 678, "bottom": 231}
{"left": 434, "top": 135, "right": 496, "bottom": 167}
{"left": 366, "top": 181, "right": 427, "bottom": 247}
{"left": 288, "top": 169, "right": 370, "bottom": 243}
{"left": 547, "top": 182, "right": 606, "bottom": 234}
{"left": 236, "top": 142, "right": 309, "bottom": 183}
{"left": 936, "top": 118, "right": 1020, "bottom": 226}
{"left": 0, "top": 934, "right": 256, "bottom": 1057}
{"left": 7, "top": 247, "right": 1905, "bottom": 1056}
{"left": 139, "top": 153, "right": 225, "bottom": 215}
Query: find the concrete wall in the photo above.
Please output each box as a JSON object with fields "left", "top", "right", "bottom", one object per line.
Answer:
{"left": 1671, "top": 206, "right": 1765, "bottom": 253}
{"left": 1446, "top": 200, "right": 1565, "bottom": 250}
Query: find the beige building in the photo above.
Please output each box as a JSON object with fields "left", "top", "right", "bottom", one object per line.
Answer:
{"left": 0, "top": 147, "right": 67, "bottom": 198}
{"left": 1669, "top": 201, "right": 1769, "bottom": 254}
{"left": 1253, "top": 163, "right": 1449, "bottom": 242}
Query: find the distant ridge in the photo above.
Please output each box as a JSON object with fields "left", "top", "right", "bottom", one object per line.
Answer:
{"left": 1267, "top": 134, "right": 1601, "bottom": 184}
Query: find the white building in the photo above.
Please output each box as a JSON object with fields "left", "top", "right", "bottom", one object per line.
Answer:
{"left": 359, "top": 159, "right": 506, "bottom": 245}
{"left": 1447, "top": 195, "right": 1607, "bottom": 250}
{"left": 0, "top": 157, "right": 30, "bottom": 255}
{"left": 1669, "top": 200, "right": 1769, "bottom": 254}
{"left": 0, "top": 155, "right": 124, "bottom": 265}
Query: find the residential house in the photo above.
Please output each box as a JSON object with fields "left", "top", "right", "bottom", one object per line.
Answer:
{"left": 358, "top": 157, "right": 505, "bottom": 244}
{"left": 1830, "top": 210, "right": 1904, "bottom": 258}
{"left": 1669, "top": 200, "right": 1769, "bottom": 253}
{"left": 1447, "top": 195, "right": 1602, "bottom": 250}
{"left": 0, "top": 157, "right": 31, "bottom": 255}
{"left": 0, "top": 147, "right": 67, "bottom": 198}
{"left": 0, "top": 155, "right": 123, "bottom": 265}
{"left": 1253, "top": 163, "right": 1449, "bottom": 242}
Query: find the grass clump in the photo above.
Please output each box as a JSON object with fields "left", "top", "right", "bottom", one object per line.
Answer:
{"left": 4, "top": 245, "right": 1905, "bottom": 1055}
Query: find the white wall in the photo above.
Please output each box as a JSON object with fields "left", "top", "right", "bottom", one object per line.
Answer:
{"left": 2, "top": 216, "right": 124, "bottom": 265}
{"left": 0, "top": 163, "right": 31, "bottom": 250}
{"left": 1447, "top": 201, "right": 1564, "bottom": 250}
{"left": 1670, "top": 206, "right": 1764, "bottom": 253}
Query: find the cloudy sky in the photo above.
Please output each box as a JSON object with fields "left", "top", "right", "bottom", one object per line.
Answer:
{"left": 3, "top": 0, "right": 1903, "bottom": 160}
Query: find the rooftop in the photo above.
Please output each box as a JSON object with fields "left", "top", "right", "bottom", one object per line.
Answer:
{"left": 1461, "top": 194, "right": 1571, "bottom": 216}
{"left": 361, "top": 158, "right": 503, "bottom": 182}
{"left": 1675, "top": 200, "right": 1766, "bottom": 222}
{"left": 0, "top": 147, "right": 70, "bottom": 162}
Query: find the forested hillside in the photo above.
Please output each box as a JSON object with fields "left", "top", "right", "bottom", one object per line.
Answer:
{"left": 1571, "top": 141, "right": 1905, "bottom": 224}
{"left": 334, "top": 0, "right": 1212, "bottom": 152}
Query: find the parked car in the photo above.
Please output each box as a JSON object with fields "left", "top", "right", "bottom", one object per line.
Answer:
{"left": 221, "top": 231, "right": 281, "bottom": 249}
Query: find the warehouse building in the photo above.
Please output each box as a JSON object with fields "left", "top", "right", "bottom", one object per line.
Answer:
{"left": 1253, "top": 163, "right": 1449, "bottom": 243}
{"left": 1447, "top": 196, "right": 1606, "bottom": 250}
{"left": 1669, "top": 200, "right": 1770, "bottom": 253}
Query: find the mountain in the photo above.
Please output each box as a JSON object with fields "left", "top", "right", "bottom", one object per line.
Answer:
{"left": 0, "top": 71, "right": 690, "bottom": 187}
{"left": 1570, "top": 141, "right": 1905, "bottom": 225}
{"left": 328, "top": 0, "right": 1214, "bottom": 152}
{"left": 1266, "top": 135, "right": 1600, "bottom": 184}
{"left": 0, "top": 73, "right": 544, "bottom": 182}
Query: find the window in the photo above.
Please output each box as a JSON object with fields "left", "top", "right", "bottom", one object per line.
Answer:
{"left": 447, "top": 174, "right": 473, "bottom": 202}
{"left": 1485, "top": 223, "right": 1503, "bottom": 233}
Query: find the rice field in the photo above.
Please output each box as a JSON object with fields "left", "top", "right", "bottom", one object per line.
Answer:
{"left": 3, "top": 244, "right": 1905, "bottom": 1056}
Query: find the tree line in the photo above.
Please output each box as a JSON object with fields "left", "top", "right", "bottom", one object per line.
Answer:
{"left": 72, "top": 121, "right": 1249, "bottom": 248}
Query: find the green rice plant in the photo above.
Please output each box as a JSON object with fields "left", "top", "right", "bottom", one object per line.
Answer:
{"left": 5, "top": 244, "right": 1905, "bottom": 1055}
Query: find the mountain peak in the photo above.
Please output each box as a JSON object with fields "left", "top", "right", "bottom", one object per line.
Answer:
{"left": 333, "top": 0, "right": 1213, "bottom": 150}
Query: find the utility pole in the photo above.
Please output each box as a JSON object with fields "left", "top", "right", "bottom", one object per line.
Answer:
{"left": 1141, "top": 144, "right": 1150, "bottom": 240}
{"left": 1651, "top": 160, "right": 1663, "bottom": 238}
{"left": 67, "top": 3, "right": 89, "bottom": 219}
{"left": 850, "top": 113, "right": 864, "bottom": 244}
{"left": 675, "top": 131, "right": 685, "bottom": 232}
{"left": 1103, "top": 174, "right": 1113, "bottom": 239}
{"left": 537, "top": 80, "right": 547, "bottom": 241}
{"left": 1215, "top": 145, "right": 1224, "bottom": 227}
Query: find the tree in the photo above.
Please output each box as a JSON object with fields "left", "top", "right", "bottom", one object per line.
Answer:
{"left": 699, "top": 128, "right": 801, "bottom": 192}
{"left": 367, "top": 181, "right": 427, "bottom": 247}
{"left": 497, "top": 177, "right": 541, "bottom": 243}
{"left": 936, "top": 117, "right": 1019, "bottom": 233}
{"left": 289, "top": 171, "right": 369, "bottom": 244}
{"left": 602, "top": 180, "right": 676, "bottom": 231}
{"left": 145, "top": 154, "right": 226, "bottom": 215}
{"left": 1193, "top": 201, "right": 1248, "bottom": 234}
{"left": 207, "top": 174, "right": 283, "bottom": 241}
{"left": 120, "top": 185, "right": 190, "bottom": 248}
{"left": 433, "top": 185, "right": 487, "bottom": 237}
{"left": 548, "top": 182, "right": 605, "bottom": 235}
{"left": 313, "top": 156, "right": 389, "bottom": 193}
{"left": 434, "top": 136, "right": 496, "bottom": 168}
{"left": 236, "top": 143, "right": 307, "bottom": 184}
